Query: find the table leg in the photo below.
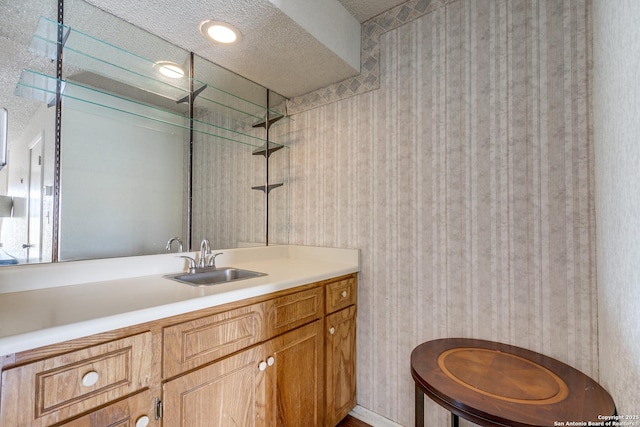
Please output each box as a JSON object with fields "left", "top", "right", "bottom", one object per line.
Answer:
{"left": 415, "top": 383, "right": 424, "bottom": 427}
{"left": 451, "top": 413, "right": 459, "bottom": 427}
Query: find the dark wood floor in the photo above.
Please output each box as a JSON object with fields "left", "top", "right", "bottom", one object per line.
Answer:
{"left": 336, "top": 415, "right": 372, "bottom": 427}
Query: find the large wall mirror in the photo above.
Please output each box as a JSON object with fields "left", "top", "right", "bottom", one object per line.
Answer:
{"left": 0, "top": 0, "right": 290, "bottom": 266}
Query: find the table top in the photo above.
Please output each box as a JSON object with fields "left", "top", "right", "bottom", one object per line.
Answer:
{"left": 411, "top": 338, "right": 616, "bottom": 427}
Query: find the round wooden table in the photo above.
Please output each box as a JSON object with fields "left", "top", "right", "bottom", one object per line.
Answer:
{"left": 411, "top": 338, "right": 616, "bottom": 427}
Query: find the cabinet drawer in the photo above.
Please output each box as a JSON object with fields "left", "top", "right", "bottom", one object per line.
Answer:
{"left": 59, "top": 389, "right": 158, "bottom": 427}
{"left": 325, "top": 276, "right": 356, "bottom": 314}
{"left": 266, "top": 287, "right": 323, "bottom": 337}
{"left": 163, "top": 303, "right": 265, "bottom": 378}
{"left": 0, "top": 332, "right": 153, "bottom": 427}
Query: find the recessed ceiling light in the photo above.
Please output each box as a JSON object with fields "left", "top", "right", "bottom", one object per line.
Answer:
{"left": 200, "top": 20, "right": 242, "bottom": 45}
{"left": 156, "top": 61, "right": 185, "bottom": 79}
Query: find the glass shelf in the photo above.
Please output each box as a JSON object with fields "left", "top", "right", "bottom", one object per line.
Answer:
{"left": 193, "top": 79, "right": 290, "bottom": 129}
{"left": 29, "top": 16, "right": 292, "bottom": 131}
{"left": 13, "top": 68, "right": 62, "bottom": 106}
{"left": 30, "top": 16, "right": 190, "bottom": 102}
{"left": 14, "top": 69, "right": 289, "bottom": 148}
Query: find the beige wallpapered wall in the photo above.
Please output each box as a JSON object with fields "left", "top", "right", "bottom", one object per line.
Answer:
{"left": 287, "top": 0, "right": 595, "bottom": 425}
{"left": 593, "top": 0, "right": 640, "bottom": 417}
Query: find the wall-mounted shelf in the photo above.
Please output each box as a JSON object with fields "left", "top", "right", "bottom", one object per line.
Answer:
{"left": 250, "top": 91, "right": 286, "bottom": 247}
{"left": 253, "top": 115, "right": 284, "bottom": 129}
{"left": 251, "top": 183, "right": 284, "bottom": 194}
{"left": 252, "top": 141, "right": 284, "bottom": 158}
{"left": 26, "top": 16, "right": 292, "bottom": 144}
{"left": 13, "top": 68, "right": 64, "bottom": 107}
{"left": 30, "top": 17, "right": 190, "bottom": 101}
{"left": 14, "top": 69, "right": 289, "bottom": 150}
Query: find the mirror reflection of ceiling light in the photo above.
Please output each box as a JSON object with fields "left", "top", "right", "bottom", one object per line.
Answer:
{"left": 200, "top": 20, "right": 242, "bottom": 44}
{"left": 156, "top": 62, "right": 185, "bottom": 79}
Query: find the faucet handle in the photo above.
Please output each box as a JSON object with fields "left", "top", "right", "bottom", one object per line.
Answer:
{"left": 207, "top": 252, "right": 223, "bottom": 268}
{"left": 179, "top": 255, "right": 197, "bottom": 273}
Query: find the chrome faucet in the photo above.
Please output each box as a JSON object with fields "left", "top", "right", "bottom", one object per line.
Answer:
{"left": 166, "top": 237, "right": 183, "bottom": 253}
{"left": 178, "top": 239, "right": 223, "bottom": 274}
{"left": 199, "top": 238, "right": 211, "bottom": 268}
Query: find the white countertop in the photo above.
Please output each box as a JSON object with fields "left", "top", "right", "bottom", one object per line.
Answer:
{"left": 0, "top": 245, "right": 360, "bottom": 357}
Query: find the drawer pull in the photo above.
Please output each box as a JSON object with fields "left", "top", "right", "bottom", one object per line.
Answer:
{"left": 81, "top": 370, "right": 99, "bottom": 387}
{"left": 258, "top": 361, "right": 267, "bottom": 371}
{"left": 341, "top": 291, "right": 348, "bottom": 298}
{"left": 135, "top": 415, "right": 150, "bottom": 427}
{"left": 267, "top": 356, "right": 275, "bottom": 366}
{"left": 329, "top": 327, "right": 336, "bottom": 335}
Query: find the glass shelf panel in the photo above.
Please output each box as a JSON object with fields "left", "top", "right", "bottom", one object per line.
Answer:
{"left": 30, "top": 17, "right": 191, "bottom": 102}
{"left": 193, "top": 82, "right": 264, "bottom": 127}
{"left": 192, "top": 117, "right": 268, "bottom": 148}
{"left": 193, "top": 78, "right": 292, "bottom": 128}
{"left": 28, "top": 16, "right": 292, "bottom": 129}
{"left": 14, "top": 68, "right": 61, "bottom": 106}
{"left": 14, "top": 69, "right": 289, "bottom": 149}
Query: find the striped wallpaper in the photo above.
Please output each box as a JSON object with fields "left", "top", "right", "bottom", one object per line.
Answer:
{"left": 287, "top": 0, "right": 594, "bottom": 425}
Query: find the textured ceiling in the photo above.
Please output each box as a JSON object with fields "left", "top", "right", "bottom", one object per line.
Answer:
{"left": 71, "top": 0, "right": 408, "bottom": 97}
{"left": 81, "top": 0, "right": 361, "bottom": 98}
{"left": 0, "top": 0, "right": 58, "bottom": 146}
{"left": 1, "top": 0, "right": 401, "bottom": 142}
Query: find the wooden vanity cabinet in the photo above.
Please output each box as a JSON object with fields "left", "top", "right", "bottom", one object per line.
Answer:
{"left": 0, "top": 273, "right": 357, "bottom": 427}
{"left": 161, "top": 285, "right": 325, "bottom": 427}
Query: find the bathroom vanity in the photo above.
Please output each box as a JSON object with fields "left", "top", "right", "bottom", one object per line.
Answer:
{"left": 0, "top": 245, "right": 359, "bottom": 427}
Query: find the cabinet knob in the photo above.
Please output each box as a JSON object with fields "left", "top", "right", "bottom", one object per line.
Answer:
{"left": 258, "top": 361, "right": 267, "bottom": 371}
{"left": 329, "top": 327, "right": 336, "bottom": 335}
{"left": 135, "top": 416, "right": 150, "bottom": 427}
{"left": 267, "top": 356, "right": 275, "bottom": 366}
{"left": 81, "top": 371, "right": 99, "bottom": 387}
{"left": 341, "top": 290, "right": 348, "bottom": 298}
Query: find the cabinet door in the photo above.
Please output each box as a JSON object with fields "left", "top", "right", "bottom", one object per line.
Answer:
{"left": 325, "top": 306, "right": 357, "bottom": 427}
{"left": 266, "top": 320, "right": 324, "bottom": 426}
{"left": 162, "top": 345, "right": 267, "bottom": 427}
